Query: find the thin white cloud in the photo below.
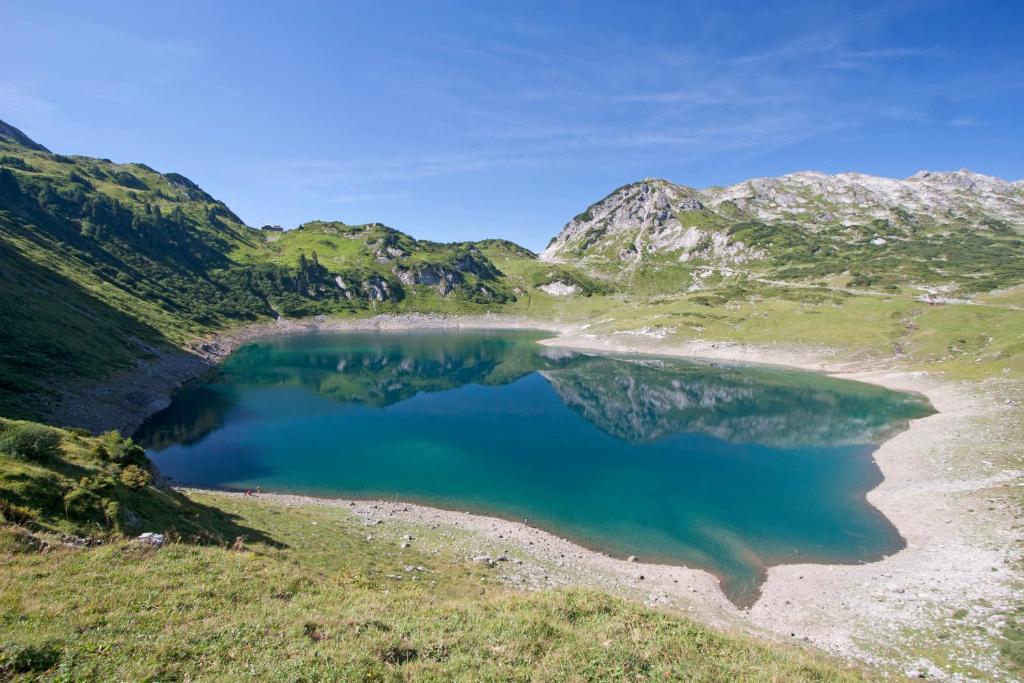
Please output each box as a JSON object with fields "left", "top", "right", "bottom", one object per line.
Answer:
{"left": 326, "top": 192, "right": 411, "bottom": 204}
{"left": 238, "top": 153, "right": 537, "bottom": 196}
{"left": 0, "top": 81, "right": 55, "bottom": 120}
{"left": 610, "top": 91, "right": 795, "bottom": 107}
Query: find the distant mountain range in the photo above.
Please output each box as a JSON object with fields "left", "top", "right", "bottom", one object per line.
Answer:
{"left": 540, "top": 173, "right": 1024, "bottom": 294}
{"left": 1, "top": 116, "right": 1022, "bottom": 424}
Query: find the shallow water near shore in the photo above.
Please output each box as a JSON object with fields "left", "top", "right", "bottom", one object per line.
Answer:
{"left": 139, "top": 330, "right": 933, "bottom": 606}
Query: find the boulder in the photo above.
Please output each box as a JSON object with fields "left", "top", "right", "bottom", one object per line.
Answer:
{"left": 135, "top": 532, "right": 165, "bottom": 547}
{"left": 472, "top": 554, "right": 496, "bottom": 567}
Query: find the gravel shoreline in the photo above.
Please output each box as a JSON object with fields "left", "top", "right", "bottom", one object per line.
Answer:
{"left": 542, "top": 330, "right": 1022, "bottom": 679}
{"left": 54, "top": 313, "right": 1022, "bottom": 677}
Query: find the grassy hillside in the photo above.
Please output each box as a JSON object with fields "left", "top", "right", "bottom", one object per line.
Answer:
{"left": 238, "top": 220, "right": 516, "bottom": 309}
{"left": 0, "top": 420, "right": 862, "bottom": 681}
{"left": 0, "top": 418, "right": 267, "bottom": 543}
{"left": 0, "top": 128, "right": 286, "bottom": 419}
{"left": 0, "top": 121, "right": 532, "bottom": 422}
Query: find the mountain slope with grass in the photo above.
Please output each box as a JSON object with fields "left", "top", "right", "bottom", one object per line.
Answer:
{"left": 239, "top": 220, "right": 515, "bottom": 307}
{"left": 0, "top": 120, "right": 531, "bottom": 422}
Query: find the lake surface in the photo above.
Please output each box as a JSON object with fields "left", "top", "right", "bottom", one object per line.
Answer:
{"left": 139, "top": 330, "right": 933, "bottom": 606}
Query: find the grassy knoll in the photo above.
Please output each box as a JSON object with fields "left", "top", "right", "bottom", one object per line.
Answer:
{"left": 0, "top": 422, "right": 862, "bottom": 681}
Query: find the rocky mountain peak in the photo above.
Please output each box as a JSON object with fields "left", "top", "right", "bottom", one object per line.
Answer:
{"left": 905, "top": 169, "right": 1015, "bottom": 195}
{"left": 543, "top": 169, "right": 1024, "bottom": 265}
{"left": 539, "top": 179, "right": 706, "bottom": 261}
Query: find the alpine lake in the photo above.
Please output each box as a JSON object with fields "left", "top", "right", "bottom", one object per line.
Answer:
{"left": 139, "top": 330, "right": 933, "bottom": 606}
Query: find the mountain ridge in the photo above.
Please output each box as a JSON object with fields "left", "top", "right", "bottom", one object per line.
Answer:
{"left": 542, "top": 168, "right": 1024, "bottom": 261}
{"left": 0, "top": 118, "right": 526, "bottom": 422}
{"left": 539, "top": 169, "right": 1024, "bottom": 299}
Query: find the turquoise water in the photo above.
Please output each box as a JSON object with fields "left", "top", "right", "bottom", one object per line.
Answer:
{"left": 139, "top": 330, "right": 933, "bottom": 606}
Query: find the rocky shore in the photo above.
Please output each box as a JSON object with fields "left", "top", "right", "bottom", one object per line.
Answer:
{"left": 543, "top": 330, "right": 1023, "bottom": 680}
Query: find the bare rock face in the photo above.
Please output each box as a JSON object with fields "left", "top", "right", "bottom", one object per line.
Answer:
{"left": 373, "top": 244, "right": 407, "bottom": 263}
{"left": 538, "top": 281, "right": 580, "bottom": 297}
{"left": 362, "top": 275, "right": 400, "bottom": 302}
{"left": 704, "top": 169, "right": 1024, "bottom": 227}
{"left": 333, "top": 276, "right": 355, "bottom": 300}
{"left": 540, "top": 179, "right": 760, "bottom": 265}
{"left": 541, "top": 170, "right": 1024, "bottom": 266}
{"left": 395, "top": 265, "right": 461, "bottom": 296}
{"left": 540, "top": 180, "right": 704, "bottom": 260}
{"left": 391, "top": 249, "right": 498, "bottom": 297}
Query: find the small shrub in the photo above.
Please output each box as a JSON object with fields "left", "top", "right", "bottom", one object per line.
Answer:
{"left": 119, "top": 465, "right": 152, "bottom": 490}
{"left": 67, "top": 170, "right": 92, "bottom": 188}
{"left": 1002, "top": 615, "right": 1024, "bottom": 675}
{"left": 62, "top": 486, "right": 101, "bottom": 519}
{"left": 62, "top": 475, "right": 117, "bottom": 523}
{"left": 111, "top": 170, "right": 147, "bottom": 190}
{"left": 89, "top": 443, "right": 110, "bottom": 461}
{"left": 375, "top": 640, "right": 418, "bottom": 665}
{"left": 303, "top": 622, "right": 326, "bottom": 642}
{"left": 0, "top": 424, "right": 62, "bottom": 462}
{"left": 0, "top": 155, "right": 32, "bottom": 171}
{"left": 103, "top": 500, "right": 120, "bottom": 526}
{"left": 0, "top": 500, "right": 35, "bottom": 525}
{"left": 97, "top": 431, "right": 148, "bottom": 466}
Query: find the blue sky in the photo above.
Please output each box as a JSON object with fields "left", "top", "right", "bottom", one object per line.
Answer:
{"left": 1, "top": 1, "right": 1022, "bottom": 250}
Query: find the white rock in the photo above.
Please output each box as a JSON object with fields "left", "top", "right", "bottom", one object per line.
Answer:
{"left": 135, "top": 532, "right": 165, "bottom": 547}
{"left": 538, "top": 281, "right": 580, "bottom": 297}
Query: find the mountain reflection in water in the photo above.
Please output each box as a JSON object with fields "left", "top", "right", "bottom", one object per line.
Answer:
{"left": 140, "top": 331, "right": 926, "bottom": 450}
{"left": 139, "top": 330, "right": 933, "bottom": 606}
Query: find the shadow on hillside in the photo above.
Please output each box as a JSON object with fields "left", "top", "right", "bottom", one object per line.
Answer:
{"left": 0, "top": 237, "right": 176, "bottom": 422}
{"left": 136, "top": 485, "right": 288, "bottom": 549}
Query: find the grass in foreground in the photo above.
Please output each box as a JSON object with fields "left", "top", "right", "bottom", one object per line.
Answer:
{"left": 0, "top": 496, "right": 862, "bottom": 682}
{"left": 0, "top": 423, "right": 862, "bottom": 681}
